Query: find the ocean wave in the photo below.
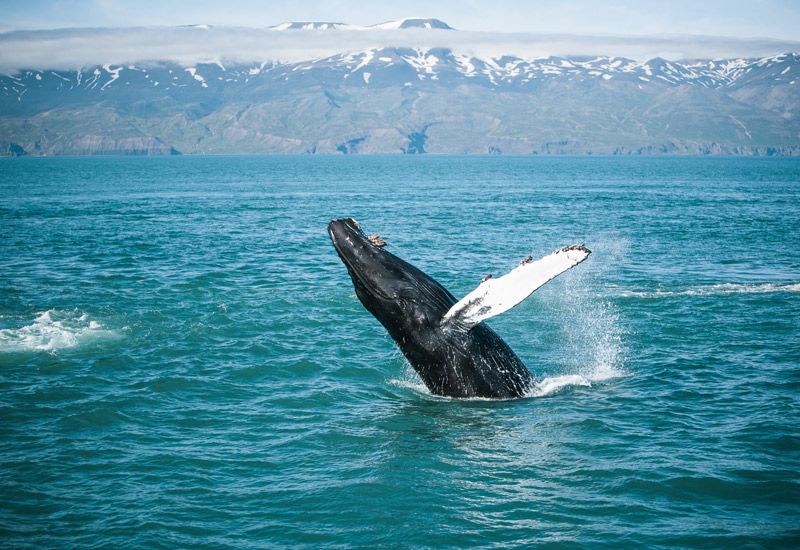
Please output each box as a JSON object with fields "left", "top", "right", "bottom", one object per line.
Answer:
{"left": 528, "top": 363, "right": 624, "bottom": 397}
{"left": 616, "top": 282, "right": 800, "bottom": 298}
{"left": 0, "top": 309, "right": 124, "bottom": 353}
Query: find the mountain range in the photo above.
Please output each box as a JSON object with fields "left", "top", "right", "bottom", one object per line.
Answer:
{"left": 1, "top": 18, "right": 798, "bottom": 156}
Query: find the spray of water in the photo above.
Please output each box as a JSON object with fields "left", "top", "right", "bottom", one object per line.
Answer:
{"left": 0, "top": 309, "right": 124, "bottom": 353}
{"left": 528, "top": 236, "right": 629, "bottom": 397}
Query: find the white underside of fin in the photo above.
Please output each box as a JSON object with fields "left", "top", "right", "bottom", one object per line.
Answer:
{"left": 443, "top": 245, "right": 591, "bottom": 328}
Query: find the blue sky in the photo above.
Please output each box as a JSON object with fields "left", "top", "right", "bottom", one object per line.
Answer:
{"left": 1, "top": 0, "right": 799, "bottom": 39}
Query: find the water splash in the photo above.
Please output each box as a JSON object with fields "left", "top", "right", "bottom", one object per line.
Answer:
{"left": 0, "top": 309, "right": 124, "bottom": 353}
{"left": 389, "top": 376, "right": 440, "bottom": 397}
{"left": 528, "top": 297, "right": 626, "bottom": 397}
{"left": 531, "top": 236, "right": 629, "bottom": 396}
{"left": 528, "top": 374, "right": 591, "bottom": 397}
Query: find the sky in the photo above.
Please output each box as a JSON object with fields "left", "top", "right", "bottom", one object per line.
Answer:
{"left": 1, "top": 0, "right": 799, "bottom": 40}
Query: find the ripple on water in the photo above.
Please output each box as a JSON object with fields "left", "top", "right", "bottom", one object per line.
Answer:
{"left": 1, "top": 156, "right": 799, "bottom": 547}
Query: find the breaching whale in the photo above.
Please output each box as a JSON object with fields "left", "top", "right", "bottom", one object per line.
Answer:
{"left": 328, "top": 218, "right": 590, "bottom": 398}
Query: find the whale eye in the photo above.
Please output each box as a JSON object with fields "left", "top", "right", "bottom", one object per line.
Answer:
{"left": 394, "top": 285, "right": 420, "bottom": 301}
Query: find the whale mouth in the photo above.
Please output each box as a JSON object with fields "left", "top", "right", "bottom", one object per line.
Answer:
{"left": 328, "top": 218, "right": 363, "bottom": 257}
{"left": 328, "top": 218, "right": 396, "bottom": 301}
{"left": 329, "top": 217, "right": 383, "bottom": 255}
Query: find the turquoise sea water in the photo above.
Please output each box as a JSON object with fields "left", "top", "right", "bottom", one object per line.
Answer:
{"left": 1, "top": 156, "right": 799, "bottom": 548}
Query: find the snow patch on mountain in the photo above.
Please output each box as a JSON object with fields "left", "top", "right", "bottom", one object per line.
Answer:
{"left": 270, "top": 22, "right": 359, "bottom": 31}
{"left": 185, "top": 67, "right": 207, "bottom": 88}
{"left": 100, "top": 64, "right": 122, "bottom": 90}
{"left": 2, "top": 46, "right": 799, "bottom": 100}
{"left": 370, "top": 18, "right": 453, "bottom": 30}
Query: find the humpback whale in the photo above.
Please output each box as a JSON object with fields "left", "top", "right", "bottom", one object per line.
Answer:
{"left": 328, "top": 218, "right": 590, "bottom": 398}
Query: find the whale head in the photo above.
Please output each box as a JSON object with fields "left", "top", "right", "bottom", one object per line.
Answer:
{"left": 328, "top": 218, "right": 456, "bottom": 335}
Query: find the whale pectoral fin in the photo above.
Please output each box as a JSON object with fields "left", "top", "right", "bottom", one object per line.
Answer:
{"left": 442, "top": 244, "right": 591, "bottom": 328}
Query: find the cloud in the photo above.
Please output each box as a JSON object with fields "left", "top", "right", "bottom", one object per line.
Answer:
{"left": 0, "top": 26, "right": 797, "bottom": 73}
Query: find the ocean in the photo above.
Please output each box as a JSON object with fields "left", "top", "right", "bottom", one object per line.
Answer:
{"left": 1, "top": 155, "right": 798, "bottom": 547}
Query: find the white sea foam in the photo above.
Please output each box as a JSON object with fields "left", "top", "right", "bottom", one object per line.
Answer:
{"left": 389, "top": 366, "right": 620, "bottom": 400}
{"left": 617, "top": 282, "right": 800, "bottom": 298}
{"left": 528, "top": 374, "right": 590, "bottom": 396}
{"left": 0, "top": 309, "right": 123, "bottom": 353}
{"left": 528, "top": 357, "right": 628, "bottom": 398}
{"left": 389, "top": 376, "right": 439, "bottom": 396}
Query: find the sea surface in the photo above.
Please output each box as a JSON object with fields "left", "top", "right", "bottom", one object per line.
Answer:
{"left": 1, "top": 155, "right": 799, "bottom": 548}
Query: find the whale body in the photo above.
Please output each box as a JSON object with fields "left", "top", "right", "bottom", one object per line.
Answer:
{"left": 328, "top": 218, "right": 590, "bottom": 398}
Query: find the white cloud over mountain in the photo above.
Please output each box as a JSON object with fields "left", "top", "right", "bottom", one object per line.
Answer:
{"left": 1, "top": 24, "right": 798, "bottom": 72}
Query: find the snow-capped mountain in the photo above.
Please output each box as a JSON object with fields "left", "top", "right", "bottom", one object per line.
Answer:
{"left": 270, "top": 21, "right": 356, "bottom": 30}
{"left": 370, "top": 18, "right": 453, "bottom": 30}
{"left": 0, "top": 19, "right": 798, "bottom": 156}
{"left": 4, "top": 49, "right": 795, "bottom": 99}
{"left": 268, "top": 18, "right": 453, "bottom": 31}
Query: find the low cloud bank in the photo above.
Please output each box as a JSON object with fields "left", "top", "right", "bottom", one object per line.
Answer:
{"left": 1, "top": 26, "right": 798, "bottom": 72}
